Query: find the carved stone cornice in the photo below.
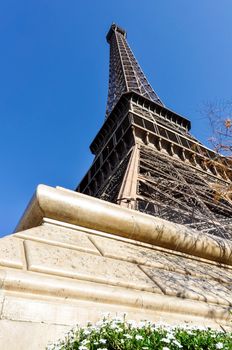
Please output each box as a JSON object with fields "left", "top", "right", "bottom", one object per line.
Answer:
{"left": 16, "top": 185, "right": 232, "bottom": 265}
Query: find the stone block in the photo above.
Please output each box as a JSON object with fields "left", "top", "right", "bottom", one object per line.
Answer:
{"left": 177, "top": 258, "right": 232, "bottom": 283}
{"left": 0, "top": 237, "right": 23, "bottom": 269}
{"left": 90, "top": 235, "right": 187, "bottom": 273}
{"left": 0, "top": 319, "right": 70, "bottom": 350}
{"left": 2, "top": 295, "right": 83, "bottom": 325}
{"left": 16, "top": 223, "right": 99, "bottom": 254}
{"left": 24, "top": 240, "right": 159, "bottom": 292}
{"left": 141, "top": 266, "right": 232, "bottom": 306}
{"left": 91, "top": 236, "right": 232, "bottom": 284}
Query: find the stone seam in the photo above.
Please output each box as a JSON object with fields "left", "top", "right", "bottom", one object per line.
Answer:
{"left": 42, "top": 218, "right": 232, "bottom": 271}
{"left": 16, "top": 234, "right": 100, "bottom": 257}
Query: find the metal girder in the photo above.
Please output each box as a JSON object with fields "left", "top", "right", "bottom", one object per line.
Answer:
{"left": 137, "top": 146, "right": 232, "bottom": 239}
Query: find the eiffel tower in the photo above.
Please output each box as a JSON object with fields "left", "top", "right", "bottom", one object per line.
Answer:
{"left": 76, "top": 24, "right": 232, "bottom": 239}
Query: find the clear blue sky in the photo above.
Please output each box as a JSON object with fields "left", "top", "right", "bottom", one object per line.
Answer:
{"left": 0, "top": 0, "right": 231, "bottom": 236}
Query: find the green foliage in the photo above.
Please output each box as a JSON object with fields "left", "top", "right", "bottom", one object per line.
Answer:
{"left": 46, "top": 315, "right": 232, "bottom": 350}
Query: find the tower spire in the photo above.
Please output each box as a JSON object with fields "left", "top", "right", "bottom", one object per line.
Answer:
{"left": 106, "top": 23, "right": 163, "bottom": 116}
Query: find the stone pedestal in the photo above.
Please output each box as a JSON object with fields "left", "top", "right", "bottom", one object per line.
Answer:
{"left": 0, "top": 185, "right": 232, "bottom": 349}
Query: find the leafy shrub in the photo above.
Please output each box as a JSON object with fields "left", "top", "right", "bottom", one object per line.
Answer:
{"left": 46, "top": 315, "right": 232, "bottom": 350}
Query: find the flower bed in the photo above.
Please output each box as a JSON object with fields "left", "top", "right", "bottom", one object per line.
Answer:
{"left": 47, "top": 315, "right": 232, "bottom": 350}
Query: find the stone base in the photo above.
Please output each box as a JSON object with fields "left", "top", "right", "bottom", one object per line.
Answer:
{"left": 1, "top": 185, "right": 232, "bottom": 349}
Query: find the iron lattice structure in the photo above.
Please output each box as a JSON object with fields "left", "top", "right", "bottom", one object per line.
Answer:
{"left": 106, "top": 24, "right": 163, "bottom": 117}
{"left": 77, "top": 24, "right": 232, "bottom": 239}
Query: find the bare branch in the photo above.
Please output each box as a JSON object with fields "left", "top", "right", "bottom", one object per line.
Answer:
{"left": 201, "top": 100, "right": 232, "bottom": 158}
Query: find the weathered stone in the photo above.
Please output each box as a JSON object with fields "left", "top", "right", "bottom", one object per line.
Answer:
{"left": 24, "top": 240, "right": 158, "bottom": 292}
{"left": 16, "top": 223, "right": 99, "bottom": 254}
{"left": 1, "top": 185, "right": 232, "bottom": 350}
{"left": 141, "top": 266, "right": 232, "bottom": 306}
{"left": 90, "top": 235, "right": 187, "bottom": 273}
{"left": 0, "top": 319, "right": 70, "bottom": 350}
{"left": 0, "top": 236, "right": 23, "bottom": 269}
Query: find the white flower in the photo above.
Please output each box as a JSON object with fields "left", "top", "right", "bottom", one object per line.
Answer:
{"left": 79, "top": 346, "right": 88, "bottom": 350}
{"left": 109, "top": 322, "right": 118, "bottom": 329}
{"left": 50, "top": 346, "right": 60, "bottom": 350}
{"left": 135, "top": 334, "right": 143, "bottom": 341}
{"left": 173, "top": 340, "right": 183, "bottom": 348}
{"left": 83, "top": 329, "right": 91, "bottom": 336}
{"left": 97, "top": 348, "right": 108, "bottom": 350}
{"left": 114, "top": 316, "right": 124, "bottom": 323}
{"left": 161, "top": 338, "right": 171, "bottom": 343}
{"left": 156, "top": 321, "right": 170, "bottom": 328}
{"left": 99, "top": 339, "right": 107, "bottom": 344}
{"left": 163, "top": 347, "right": 170, "bottom": 350}
{"left": 138, "top": 321, "right": 146, "bottom": 328}
{"left": 216, "top": 343, "right": 224, "bottom": 349}
{"left": 166, "top": 333, "right": 175, "bottom": 340}
{"left": 114, "top": 327, "right": 123, "bottom": 332}
{"left": 124, "top": 334, "right": 133, "bottom": 339}
{"left": 127, "top": 320, "right": 137, "bottom": 328}
{"left": 81, "top": 339, "right": 90, "bottom": 345}
{"left": 192, "top": 325, "right": 206, "bottom": 331}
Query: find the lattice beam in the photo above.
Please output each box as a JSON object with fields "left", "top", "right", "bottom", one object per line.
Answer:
{"left": 106, "top": 24, "right": 163, "bottom": 116}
